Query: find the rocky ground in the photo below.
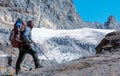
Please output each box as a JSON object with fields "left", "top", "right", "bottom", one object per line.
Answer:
{"left": 0, "top": 49, "right": 120, "bottom": 76}
{"left": 18, "top": 51, "right": 120, "bottom": 76}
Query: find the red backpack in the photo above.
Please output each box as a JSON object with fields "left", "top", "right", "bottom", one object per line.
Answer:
{"left": 9, "top": 21, "right": 26, "bottom": 48}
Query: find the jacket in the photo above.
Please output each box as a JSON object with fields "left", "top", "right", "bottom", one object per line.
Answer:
{"left": 22, "top": 26, "right": 35, "bottom": 50}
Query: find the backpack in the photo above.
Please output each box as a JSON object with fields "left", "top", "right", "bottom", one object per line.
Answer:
{"left": 9, "top": 20, "right": 26, "bottom": 48}
{"left": 16, "top": 19, "right": 23, "bottom": 29}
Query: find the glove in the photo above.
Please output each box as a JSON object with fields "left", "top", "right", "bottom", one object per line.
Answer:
{"left": 27, "top": 40, "right": 33, "bottom": 44}
{"left": 26, "top": 43, "right": 32, "bottom": 49}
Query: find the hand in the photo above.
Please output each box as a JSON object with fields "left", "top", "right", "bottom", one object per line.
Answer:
{"left": 26, "top": 43, "right": 32, "bottom": 49}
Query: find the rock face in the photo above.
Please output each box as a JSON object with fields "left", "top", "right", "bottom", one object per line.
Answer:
{"left": 96, "top": 31, "right": 120, "bottom": 53}
{"left": 0, "top": 0, "right": 83, "bottom": 29}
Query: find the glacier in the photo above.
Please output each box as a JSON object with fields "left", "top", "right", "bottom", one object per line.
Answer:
{"left": 31, "top": 28, "right": 115, "bottom": 65}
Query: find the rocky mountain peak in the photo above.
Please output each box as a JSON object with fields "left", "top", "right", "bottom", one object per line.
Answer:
{"left": 107, "top": 15, "right": 117, "bottom": 25}
{"left": 104, "top": 15, "right": 119, "bottom": 29}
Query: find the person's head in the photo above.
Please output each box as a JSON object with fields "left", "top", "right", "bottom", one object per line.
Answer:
{"left": 27, "top": 20, "right": 34, "bottom": 29}
{"left": 17, "top": 18, "right": 20, "bottom": 21}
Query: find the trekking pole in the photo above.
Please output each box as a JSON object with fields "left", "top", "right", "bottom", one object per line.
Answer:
{"left": 32, "top": 41, "right": 51, "bottom": 62}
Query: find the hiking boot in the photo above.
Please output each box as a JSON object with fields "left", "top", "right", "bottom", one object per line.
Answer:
{"left": 15, "top": 69, "right": 20, "bottom": 75}
{"left": 35, "top": 65, "right": 43, "bottom": 69}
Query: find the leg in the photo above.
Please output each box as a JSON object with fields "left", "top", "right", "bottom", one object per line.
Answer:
{"left": 29, "top": 49, "right": 42, "bottom": 68}
{"left": 15, "top": 51, "right": 26, "bottom": 74}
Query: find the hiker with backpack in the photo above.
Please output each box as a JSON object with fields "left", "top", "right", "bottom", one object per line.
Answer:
{"left": 9, "top": 19, "right": 42, "bottom": 74}
{"left": 9, "top": 18, "right": 25, "bottom": 48}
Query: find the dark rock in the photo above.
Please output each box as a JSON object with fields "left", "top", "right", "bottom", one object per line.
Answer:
{"left": 96, "top": 31, "right": 120, "bottom": 53}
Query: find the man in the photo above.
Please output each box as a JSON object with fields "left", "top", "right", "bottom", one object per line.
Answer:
{"left": 15, "top": 20, "right": 42, "bottom": 74}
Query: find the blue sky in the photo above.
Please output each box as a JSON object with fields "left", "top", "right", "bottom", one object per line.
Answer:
{"left": 73, "top": 0, "right": 120, "bottom": 24}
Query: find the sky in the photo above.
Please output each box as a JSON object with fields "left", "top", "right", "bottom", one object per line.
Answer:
{"left": 73, "top": 0, "right": 120, "bottom": 24}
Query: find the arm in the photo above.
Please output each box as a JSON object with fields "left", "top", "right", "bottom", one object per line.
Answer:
{"left": 23, "top": 27, "right": 32, "bottom": 43}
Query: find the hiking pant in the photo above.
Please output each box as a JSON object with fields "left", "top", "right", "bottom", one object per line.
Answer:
{"left": 15, "top": 47, "right": 40, "bottom": 70}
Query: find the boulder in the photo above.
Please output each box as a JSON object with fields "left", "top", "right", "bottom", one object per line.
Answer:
{"left": 0, "top": 51, "right": 15, "bottom": 76}
{"left": 96, "top": 31, "right": 120, "bottom": 53}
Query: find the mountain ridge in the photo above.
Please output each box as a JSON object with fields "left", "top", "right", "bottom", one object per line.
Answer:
{"left": 0, "top": 0, "right": 120, "bottom": 30}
